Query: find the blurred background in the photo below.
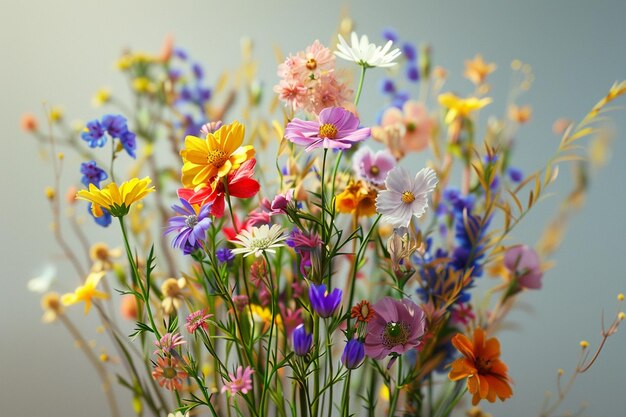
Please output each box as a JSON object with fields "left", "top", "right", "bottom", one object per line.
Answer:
{"left": 2, "top": 0, "right": 625, "bottom": 416}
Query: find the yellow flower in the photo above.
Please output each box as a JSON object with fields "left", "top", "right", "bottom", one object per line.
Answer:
{"left": 508, "top": 104, "right": 532, "bottom": 124}
{"left": 161, "top": 278, "right": 186, "bottom": 315}
{"left": 464, "top": 54, "right": 496, "bottom": 85}
{"left": 180, "top": 121, "right": 255, "bottom": 188}
{"left": 132, "top": 77, "right": 156, "bottom": 94}
{"left": 334, "top": 180, "right": 377, "bottom": 217}
{"left": 438, "top": 92, "right": 492, "bottom": 124}
{"left": 76, "top": 177, "right": 155, "bottom": 218}
{"left": 61, "top": 272, "right": 109, "bottom": 314}
{"left": 89, "top": 242, "right": 122, "bottom": 272}
{"left": 49, "top": 107, "right": 64, "bottom": 123}
{"left": 41, "top": 292, "right": 64, "bottom": 323}
{"left": 92, "top": 88, "right": 111, "bottom": 107}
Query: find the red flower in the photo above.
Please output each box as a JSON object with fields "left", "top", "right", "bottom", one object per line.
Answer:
{"left": 179, "top": 159, "right": 260, "bottom": 218}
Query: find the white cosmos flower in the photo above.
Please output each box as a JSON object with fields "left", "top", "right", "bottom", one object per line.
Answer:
{"left": 335, "top": 32, "right": 402, "bottom": 68}
{"left": 231, "top": 224, "right": 287, "bottom": 258}
{"left": 376, "top": 167, "right": 438, "bottom": 228}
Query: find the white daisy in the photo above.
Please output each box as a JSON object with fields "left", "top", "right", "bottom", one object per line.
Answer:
{"left": 376, "top": 167, "right": 438, "bottom": 228}
{"left": 335, "top": 32, "right": 402, "bottom": 68}
{"left": 231, "top": 224, "right": 287, "bottom": 258}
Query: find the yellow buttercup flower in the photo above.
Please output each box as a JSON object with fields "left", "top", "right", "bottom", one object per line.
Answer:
{"left": 92, "top": 88, "right": 111, "bottom": 107}
{"left": 180, "top": 121, "right": 255, "bottom": 189}
{"left": 61, "top": 272, "right": 109, "bottom": 314}
{"left": 76, "top": 177, "right": 155, "bottom": 218}
{"left": 438, "top": 92, "right": 492, "bottom": 124}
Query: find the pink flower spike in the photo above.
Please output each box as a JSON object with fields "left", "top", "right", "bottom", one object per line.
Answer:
{"left": 285, "top": 107, "right": 370, "bottom": 152}
{"left": 221, "top": 366, "right": 254, "bottom": 395}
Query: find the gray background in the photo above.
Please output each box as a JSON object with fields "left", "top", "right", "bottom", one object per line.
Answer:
{"left": 1, "top": 1, "right": 625, "bottom": 416}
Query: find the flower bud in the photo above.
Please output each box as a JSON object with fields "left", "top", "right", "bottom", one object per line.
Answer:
{"left": 292, "top": 324, "right": 312, "bottom": 356}
{"left": 342, "top": 339, "right": 365, "bottom": 369}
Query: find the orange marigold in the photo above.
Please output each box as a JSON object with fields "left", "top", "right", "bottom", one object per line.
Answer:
{"left": 448, "top": 328, "right": 513, "bottom": 405}
{"left": 351, "top": 300, "right": 375, "bottom": 323}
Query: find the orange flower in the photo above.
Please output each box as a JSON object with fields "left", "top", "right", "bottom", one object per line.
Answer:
{"left": 448, "top": 328, "right": 513, "bottom": 405}
{"left": 464, "top": 54, "right": 496, "bottom": 85}
{"left": 351, "top": 300, "right": 375, "bottom": 323}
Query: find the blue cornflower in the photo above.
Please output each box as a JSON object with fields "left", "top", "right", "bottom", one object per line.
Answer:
{"left": 192, "top": 62, "right": 204, "bottom": 79}
{"left": 402, "top": 43, "right": 417, "bottom": 61}
{"left": 292, "top": 324, "right": 313, "bottom": 356}
{"left": 406, "top": 65, "right": 420, "bottom": 82}
{"left": 80, "top": 160, "right": 108, "bottom": 188}
{"left": 88, "top": 203, "right": 112, "bottom": 227}
{"left": 216, "top": 247, "right": 235, "bottom": 264}
{"left": 81, "top": 120, "right": 106, "bottom": 148}
{"left": 164, "top": 198, "right": 212, "bottom": 255}
{"left": 309, "top": 283, "right": 342, "bottom": 318}
{"left": 380, "top": 78, "right": 396, "bottom": 95}
{"left": 342, "top": 339, "right": 365, "bottom": 369}
{"left": 381, "top": 28, "right": 398, "bottom": 42}
{"left": 391, "top": 91, "right": 410, "bottom": 109}
{"left": 119, "top": 130, "right": 137, "bottom": 159}
{"left": 101, "top": 114, "right": 129, "bottom": 138}
{"left": 174, "top": 48, "right": 188, "bottom": 60}
{"left": 508, "top": 167, "right": 523, "bottom": 183}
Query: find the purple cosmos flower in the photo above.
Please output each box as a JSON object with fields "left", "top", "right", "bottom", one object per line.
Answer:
{"left": 309, "top": 283, "right": 342, "bottom": 318}
{"left": 504, "top": 245, "right": 543, "bottom": 289}
{"left": 285, "top": 107, "right": 371, "bottom": 152}
{"left": 342, "top": 338, "right": 365, "bottom": 369}
{"left": 165, "top": 198, "right": 212, "bottom": 254}
{"left": 352, "top": 146, "right": 396, "bottom": 186}
{"left": 292, "top": 324, "right": 313, "bottom": 356}
{"left": 80, "top": 160, "right": 108, "bottom": 188}
{"left": 81, "top": 119, "right": 106, "bottom": 148}
{"left": 364, "top": 297, "right": 426, "bottom": 360}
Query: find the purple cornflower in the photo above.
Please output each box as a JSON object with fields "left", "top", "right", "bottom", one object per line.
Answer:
{"left": 119, "top": 130, "right": 137, "bottom": 159}
{"left": 309, "top": 283, "right": 342, "bottom": 318}
{"left": 285, "top": 107, "right": 371, "bottom": 152}
{"left": 292, "top": 324, "right": 313, "bottom": 356}
{"left": 342, "top": 338, "right": 365, "bottom": 369}
{"left": 216, "top": 247, "right": 235, "bottom": 264}
{"left": 406, "top": 65, "right": 420, "bottom": 82}
{"left": 81, "top": 119, "right": 106, "bottom": 148}
{"left": 352, "top": 146, "right": 396, "bottom": 186}
{"left": 381, "top": 28, "right": 398, "bottom": 42}
{"left": 508, "top": 167, "right": 524, "bottom": 183}
{"left": 402, "top": 43, "right": 417, "bottom": 61}
{"left": 80, "top": 160, "right": 108, "bottom": 188}
{"left": 164, "top": 197, "right": 212, "bottom": 254}
{"left": 102, "top": 114, "right": 129, "bottom": 138}
{"left": 380, "top": 78, "right": 396, "bottom": 94}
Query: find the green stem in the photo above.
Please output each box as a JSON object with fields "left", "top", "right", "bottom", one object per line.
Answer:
{"left": 353, "top": 66, "right": 367, "bottom": 107}
{"left": 312, "top": 314, "right": 321, "bottom": 417}
{"left": 326, "top": 324, "right": 334, "bottom": 417}
{"left": 340, "top": 370, "right": 352, "bottom": 417}
{"left": 388, "top": 356, "right": 403, "bottom": 417}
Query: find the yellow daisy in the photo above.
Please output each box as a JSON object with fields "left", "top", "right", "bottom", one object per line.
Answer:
{"left": 180, "top": 121, "right": 255, "bottom": 189}
{"left": 76, "top": 177, "right": 155, "bottom": 218}
{"left": 61, "top": 272, "right": 109, "bottom": 314}
{"left": 438, "top": 92, "right": 492, "bottom": 124}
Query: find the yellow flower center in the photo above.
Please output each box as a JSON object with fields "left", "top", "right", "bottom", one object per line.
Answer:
{"left": 401, "top": 191, "right": 415, "bottom": 204}
{"left": 206, "top": 149, "right": 228, "bottom": 168}
{"left": 306, "top": 58, "right": 317, "bottom": 70}
{"left": 319, "top": 123, "right": 338, "bottom": 139}
{"left": 92, "top": 244, "right": 109, "bottom": 261}
{"left": 163, "top": 366, "right": 177, "bottom": 379}
{"left": 369, "top": 165, "right": 380, "bottom": 176}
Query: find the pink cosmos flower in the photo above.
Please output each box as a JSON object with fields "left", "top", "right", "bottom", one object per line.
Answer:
{"left": 185, "top": 309, "right": 213, "bottom": 334}
{"left": 364, "top": 297, "right": 426, "bottom": 360}
{"left": 285, "top": 107, "right": 371, "bottom": 152}
{"left": 504, "top": 245, "right": 543, "bottom": 289}
{"left": 152, "top": 356, "right": 188, "bottom": 391}
{"left": 309, "top": 74, "right": 352, "bottom": 114}
{"left": 154, "top": 332, "right": 186, "bottom": 355}
{"left": 221, "top": 366, "right": 254, "bottom": 395}
{"left": 380, "top": 101, "right": 433, "bottom": 152}
{"left": 273, "top": 80, "right": 307, "bottom": 111}
{"left": 352, "top": 146, "right": 396, "bottom": 186}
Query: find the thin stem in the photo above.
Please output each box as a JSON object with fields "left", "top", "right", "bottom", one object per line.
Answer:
{"left": 354, "top": 66, "right": 367, "bottom": 107}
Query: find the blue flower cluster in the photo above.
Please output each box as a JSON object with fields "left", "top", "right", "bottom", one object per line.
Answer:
{"left": 81, "top": 114, "right": 137, "bottom": 158}
{"left": 79, "top": 160, "right": 112, "bottom": 227}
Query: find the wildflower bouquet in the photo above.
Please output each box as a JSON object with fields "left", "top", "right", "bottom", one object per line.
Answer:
{"left": 26, "top": 21, "right": 626, "bottom": 417}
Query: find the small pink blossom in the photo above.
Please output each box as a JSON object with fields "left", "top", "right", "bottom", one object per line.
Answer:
{"left": 352, "top": 146, "right": 396, "bottom": 186}
{"left": 280, "top": 305, "right": 303, "bottom": 337}
{"left": 221, "top": 366, "right": 254, "bottom": 395}
{"left": 232, "top": 295, "right": 249, "bottom": 312}
{"left": 380, "top": 101, "right": 433, "bottom": 152}
{"left": 185, "top": 309, "right": 212, "bottom": 334}
{"left": 154, "top": 332, "right": 186, "bottom": 355}
{"left": 504, "top": 245, "right": 543, "bottom": 289}
{"left": 273, "top": 80, "right": 307, "bottom": 111}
